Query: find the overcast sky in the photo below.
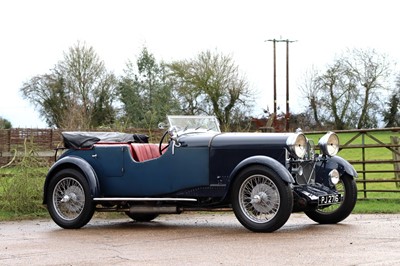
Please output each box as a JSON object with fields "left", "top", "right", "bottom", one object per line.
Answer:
{"left": 1, "top": 0, "right": 399, "bottom": 128}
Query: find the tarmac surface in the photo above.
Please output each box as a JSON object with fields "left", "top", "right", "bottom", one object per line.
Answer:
{"left": 1, "top": 212, "right": 400, "bottom": 265}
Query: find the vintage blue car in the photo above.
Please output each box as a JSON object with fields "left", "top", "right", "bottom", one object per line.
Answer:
{"left": 43, "top": 115, "right": 357, "bottom": 232}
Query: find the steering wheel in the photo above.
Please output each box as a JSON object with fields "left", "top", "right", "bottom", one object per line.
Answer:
{"left": 159, "top": 130, "right": 170, "bottom": 155}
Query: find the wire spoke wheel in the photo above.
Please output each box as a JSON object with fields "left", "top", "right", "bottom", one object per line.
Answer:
{"left": 239, "top": 174, "right": 280, "bottom": 223}
{"left": 304, "top": 175, "right": 357, "bottom": 224}
{"left": 46, "top": 169, "right": 94, "bottom": 229}
{"left": 53, "top": 177, "right": 85, "bottom": 220}
{"left": 232, "top": 165, "right": 293, "bottom": 232}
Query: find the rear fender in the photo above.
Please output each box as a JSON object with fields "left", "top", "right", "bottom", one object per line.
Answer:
{"left": 43, "top": 156, "right": 100, "bottom": 204}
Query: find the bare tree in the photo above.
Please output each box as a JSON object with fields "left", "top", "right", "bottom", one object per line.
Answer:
{"left": 383, "top": 76, "right": 400, "bottom": 127}
{"left": 342, "top": 48, "right": 392, "bottom": 128}
{"left": 318, "top": 61, "right": 360, "bottom": 129}
{"left": 300, "top": 48, "right": 392, "bottom": 129}
{"left": 299, "top": 67, "right": 323, "bottom": 128}
{"left": 21, "top": 42, "right": 117, "bottom": 129}
{"left": 168, "top": 50, "right": 253, "bottom": 131}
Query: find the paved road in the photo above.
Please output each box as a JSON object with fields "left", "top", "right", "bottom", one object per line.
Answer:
{"left": 1, "top": 212, "right": 400, "bottom": 265}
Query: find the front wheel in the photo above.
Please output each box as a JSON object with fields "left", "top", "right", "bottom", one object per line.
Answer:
{"left": 231, "top": 165, "right": 293, "bottom": 232}
{"left": 304, "top": 175, "right": 357, "bottom": 224}
{"left": 46, "top": 168, "right": 95, "bottom": 229}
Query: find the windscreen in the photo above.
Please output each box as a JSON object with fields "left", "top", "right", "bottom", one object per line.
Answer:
{"left": 167, "top": 115, "right": 221, "bottom": 133}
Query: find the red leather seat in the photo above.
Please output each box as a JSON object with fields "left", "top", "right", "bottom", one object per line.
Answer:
{"left": 131, "top": 144, "right": 164, "bottom": 162}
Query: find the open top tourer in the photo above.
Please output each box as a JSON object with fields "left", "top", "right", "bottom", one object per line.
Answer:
{"left": 43, "top": 115, "right": 357, "bottom": 232}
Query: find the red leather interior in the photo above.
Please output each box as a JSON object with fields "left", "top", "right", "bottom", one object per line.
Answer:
{"left": 131, "top": 144, "right": 166, "bottom": 162}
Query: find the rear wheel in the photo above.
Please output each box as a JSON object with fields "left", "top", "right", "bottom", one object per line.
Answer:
{"left": 304, "top": 175, "right": 357, "bottom": 224}
{"left": 231, "top": 165, "right": 293, "bottom": 232}
{"left": 46, "top": 168, "right": 95, "bottom": 229}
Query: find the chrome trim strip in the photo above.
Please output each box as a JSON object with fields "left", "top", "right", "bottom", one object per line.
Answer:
{"left": 93, "top": 197, "right": 197, "bottom": 202}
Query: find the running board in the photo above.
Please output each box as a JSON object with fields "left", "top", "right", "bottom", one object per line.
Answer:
{"left": 93, "top": 197, "right": 197, "bottom": 202}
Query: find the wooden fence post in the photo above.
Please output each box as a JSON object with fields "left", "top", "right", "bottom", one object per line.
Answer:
{"left": 391, "top": 136, "right": 400, "bottom": 188}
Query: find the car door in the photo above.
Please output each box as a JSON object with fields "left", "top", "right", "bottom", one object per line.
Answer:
{"left": 97, "top": 144, "right": 210, "bottom": 197}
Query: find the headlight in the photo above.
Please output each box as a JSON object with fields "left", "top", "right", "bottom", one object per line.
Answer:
{"left": 286, "top": 133, "right": 307, "bottom": 159}
{"left": 329, "top": 169, "right": 340, "bottom": 185}
{"left": 318, "top": 132, "right": 339, "bottom": 157}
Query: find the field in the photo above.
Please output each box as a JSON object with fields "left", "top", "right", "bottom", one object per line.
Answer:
{"left": 0, "top": 129, "right": 399, "bottom": 219}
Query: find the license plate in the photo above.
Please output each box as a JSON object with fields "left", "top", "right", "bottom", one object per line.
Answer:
{"left": 318, "top": 194, "right": 342, "bottom": 206}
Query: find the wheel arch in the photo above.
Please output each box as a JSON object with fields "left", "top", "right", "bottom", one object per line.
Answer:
{"left": 229, "top": 156, "right": 294, "bottom": 184}
{"left": 43, "top": 156, "right": 100, "bottom": 204}
{"left": 224, "top": 156, "right": 294, "bottom": 201}
{"left": 329, "top": 155, "right": 358, "bottom": 178}
{"left": 315, "top": 155, "right": 358, "bottom": 185}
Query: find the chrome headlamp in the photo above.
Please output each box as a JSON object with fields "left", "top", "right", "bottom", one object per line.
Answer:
{"left": 318, "top": 132, "right": 339, "bottom": 157}
{"left": 286, "top": 133, "right": 307, "bottom": 159}
{"left": 329, "top": 169, "right": 340, "bottom": 185}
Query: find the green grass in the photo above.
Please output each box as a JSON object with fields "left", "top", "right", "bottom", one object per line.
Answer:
{"left": 0, "top": 166, "right": 47, "bottom": 219}
{"left": 353, "top": 199, "right": 400, "bottom": 213}
{"left": 0, "top": 138, "right": 49, "bottom": 220}
{"left": 0, "top": 209, "right": 48, "bottom": 221}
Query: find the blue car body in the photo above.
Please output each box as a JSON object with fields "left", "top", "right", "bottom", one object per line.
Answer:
{"left": 43, "top": 116, "right": 358, "bottom": 232}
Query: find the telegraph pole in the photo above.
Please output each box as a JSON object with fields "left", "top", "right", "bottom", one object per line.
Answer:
{"left": 272, "top": 39, "right": 277, "bottom": 116}
{"left": 266, "top": 38, "right": 296, "bottom": 131}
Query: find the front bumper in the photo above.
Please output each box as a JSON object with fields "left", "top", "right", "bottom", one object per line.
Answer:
{"left": 292, "top": 183, "right": 341, "bottom": 211}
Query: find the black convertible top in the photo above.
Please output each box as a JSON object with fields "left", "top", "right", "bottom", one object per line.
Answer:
{"left": 62, "top": 132, "right": 149, "bottom": 149}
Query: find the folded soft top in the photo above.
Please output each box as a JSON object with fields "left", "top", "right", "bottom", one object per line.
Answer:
{"left": 62, "top": 132, "right": 149, "bottom": 149}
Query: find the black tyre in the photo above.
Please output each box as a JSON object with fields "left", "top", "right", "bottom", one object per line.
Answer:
{"left": 46, "top": 168, "right": 95, "bottom": 229}
{"left": 231, "top": 165, "right": 293, "bottom": 232}
{"left": 125, "top": 213, "right": 159, "bottom": 222}
{"left": 304, "top": 175, "right": 357, "bottom": 224}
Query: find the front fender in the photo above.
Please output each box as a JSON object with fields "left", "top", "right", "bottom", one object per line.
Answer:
{"left": 229, "top": 155, "right": 295, "bottom": 184}
{"left": 315, "top": 155, "right": 358, "bottom": 184}
{"left": 43, "top": 156, "right": 101, "bottom": 204}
